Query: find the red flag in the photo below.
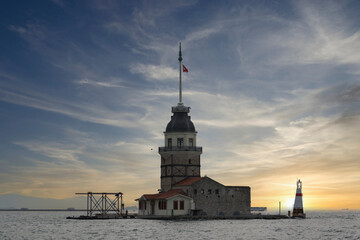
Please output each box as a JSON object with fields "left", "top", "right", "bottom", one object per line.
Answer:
{"left": 183, "top": 65, "right": 188, "bottom": 72}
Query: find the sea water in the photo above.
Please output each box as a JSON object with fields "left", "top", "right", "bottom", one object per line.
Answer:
{"left": 0, "top": 211, "right": 359, "bottom": 239}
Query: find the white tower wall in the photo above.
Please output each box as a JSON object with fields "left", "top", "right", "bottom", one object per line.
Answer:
{"left": 292, "top": 179, "right": 305, "bottom": 218}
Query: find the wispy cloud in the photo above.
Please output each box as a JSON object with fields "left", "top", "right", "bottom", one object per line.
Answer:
{"left": 130, "top": 63, "right": 177, "bottom": 81}
{"left": 184, "top": 26, "right": 223, "bottom": 43}
{"left": 1, "top": 127, "right": 159, "bottom": 202}
{"left": 14, "top": 141, "right": 83, "bottom": 162}
{"left": 0, "top": 87, "right": 139, "bottom": 128}
{"left": 75, "top": 78, "right": 125, "bottom": 88}
{"left": 9, "top": 23, "right": 46, "bottom": 41}
{"left": 253, "top": 1, "right": 360, "bottom": 67}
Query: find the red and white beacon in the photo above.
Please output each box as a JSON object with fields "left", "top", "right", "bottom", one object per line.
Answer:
{"left": 292, "top": 179, "right": 306, "bottom": 218}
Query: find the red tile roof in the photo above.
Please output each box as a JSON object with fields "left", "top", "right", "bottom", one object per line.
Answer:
{"left": 142, "top": 189, "right": 188, "bottom": 200}
{"left": 173, "top": 177, "right": 202, "bottom": 186}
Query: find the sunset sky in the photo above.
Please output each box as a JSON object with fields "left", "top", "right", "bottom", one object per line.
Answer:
{"left": 0, "top": 0, "right": 359, "bottom": 211}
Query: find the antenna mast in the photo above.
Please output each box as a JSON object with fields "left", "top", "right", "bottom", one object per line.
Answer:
{"left": 178, "top": 42, "right": 183, "bottom": 104}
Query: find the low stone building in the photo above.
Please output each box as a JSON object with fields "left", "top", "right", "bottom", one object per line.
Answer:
{"left": 137, "top": 44, "right": 250, "bottom": 218}
{"left": 173, "top": 177, "right": 250, "bottom": 216}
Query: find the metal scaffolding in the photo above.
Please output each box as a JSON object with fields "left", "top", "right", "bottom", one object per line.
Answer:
{"left": 76, "top": 192, "right": 124, "bottom": 216}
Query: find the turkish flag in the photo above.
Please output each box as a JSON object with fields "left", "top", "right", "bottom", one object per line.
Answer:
{"left": 183, "top": 65, "right": 189, "bottom": 72}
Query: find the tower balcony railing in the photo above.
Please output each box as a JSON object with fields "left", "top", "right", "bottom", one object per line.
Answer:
{"left": 158, "top": 146, "right": 202, "bottom": 152}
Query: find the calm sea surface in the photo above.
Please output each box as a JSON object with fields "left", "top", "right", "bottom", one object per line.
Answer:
{"left": 0, "top": 211, "right": 359, "bottom": 239}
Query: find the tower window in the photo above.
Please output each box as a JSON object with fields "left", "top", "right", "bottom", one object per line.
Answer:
{"left": 189, "top": 138, "right": 193, "bottom": 147}
{"left": 189, "top": 159, "right": 191, "bottom": 164}
{"left": 177, "top": 138, "right": 184, "bottom": 148}
{"left": 168, "top": 138, "right": 172, "bottom": 147}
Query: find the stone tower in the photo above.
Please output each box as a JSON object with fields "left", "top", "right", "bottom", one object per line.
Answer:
{"left": 158, "top": 43, "right": 203, "bottom": 192}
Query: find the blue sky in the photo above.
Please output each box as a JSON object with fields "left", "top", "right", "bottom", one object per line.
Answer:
{"left": 0, "top": 0, "right": 360, "bottom": 209}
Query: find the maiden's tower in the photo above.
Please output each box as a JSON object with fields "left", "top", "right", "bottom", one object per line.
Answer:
{"left": 136, "top": 44, "right": 250, "bottom": 217}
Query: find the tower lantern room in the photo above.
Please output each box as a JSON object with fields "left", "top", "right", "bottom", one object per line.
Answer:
{"left": 158, "top": 43, "right": 203, "bottom": 192}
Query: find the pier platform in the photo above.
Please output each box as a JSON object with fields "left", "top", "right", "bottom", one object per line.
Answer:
{"left": 137, "top": 214, "right": 290, "bottom": 220}
{"left": 67, "top": 214, "right": 289, "bottom": 220}
{"left": 67, "top": 213, "right": 136, "bottom": 220}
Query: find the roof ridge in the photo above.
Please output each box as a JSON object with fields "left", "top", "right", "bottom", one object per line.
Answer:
{"left": 173, "top": 177, "right": 202, "bottom": 186}
{"left": 141, "top": 189, "right": 188, "bottom": 200}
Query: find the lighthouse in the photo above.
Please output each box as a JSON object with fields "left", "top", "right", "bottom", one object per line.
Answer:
{"left": 292, "top": 179, "right": 306, "bottom": 218}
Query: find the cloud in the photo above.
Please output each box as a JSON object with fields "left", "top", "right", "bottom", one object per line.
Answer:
{"left": 0, "top": 127, "right": 160, "bottom": 202}
{"left": 103, "top": 22, "right": 123, "bottom": 34}
{"left": 0, "top": 158, "right": 159, "bottom": 203}
{"left": 256, "top": 1, "right": 360, "bottom": 67}
{"left": 131, "top": 1, "right": 198, "bottom": 27}
{"left": 14, "top": 141, "right": 83, "bottom": 162}
{"left": 75, "top": 78, "right": 125, "bottom": 88}
{"left": 184, "top": 26, "right": 222, "bottom": 43}
{"left": 316, "top": 83, "right": 360, "bottom": 105}
{"left": 189, "top": 80, "right": 360, "bottom": 209}
{"left": 186, "top": 90, "right": 276, "bottom": 128}
{"left": 130, "top": 63, "right": 177, "bottom": 81}
{"left": 8, "top": 23, "right": 47, "bottom": 49}
{"left": 0, "top": 87, "right": 143, "bottom": 129}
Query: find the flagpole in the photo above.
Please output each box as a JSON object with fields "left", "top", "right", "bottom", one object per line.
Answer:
{"left": 178, "top": 42, "right": 182, "bottom": 104}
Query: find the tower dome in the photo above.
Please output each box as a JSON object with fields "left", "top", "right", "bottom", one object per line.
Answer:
{"left": 165, "top": 108, "right": 196, "bottom": 133}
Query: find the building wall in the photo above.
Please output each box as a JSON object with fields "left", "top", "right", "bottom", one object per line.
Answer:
{"left": 138, "top": 195, "right": 193, "bottom": 216}
{"left": 178, "top": 177, "right": 251, "bottom": 217}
